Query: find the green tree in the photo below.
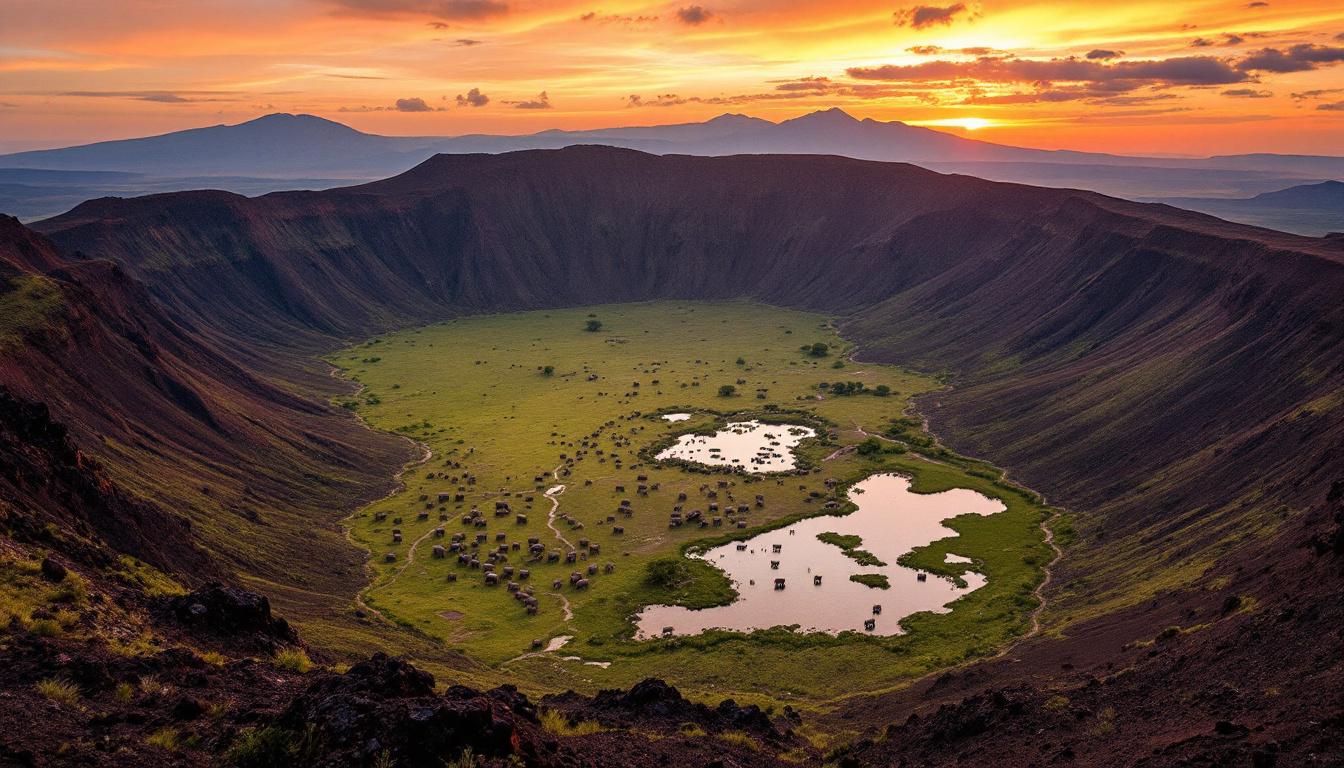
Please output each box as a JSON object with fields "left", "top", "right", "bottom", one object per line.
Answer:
{"left": 585, "top": 319, "right": 603, "bottom": 332}
{"left": 857, "top": 437, "right": 884, "bottom": 456}
{"left": 873, "top": 384, "right": 891, "bottom": 397}
{"left": 809, "top": 343, "right": 829, "bottom": 357}
{"left": 718, "top": 384, "right": 737, "bottom": 397}
{"left": 542, "top": 365, "right": 555, "bottom": 375}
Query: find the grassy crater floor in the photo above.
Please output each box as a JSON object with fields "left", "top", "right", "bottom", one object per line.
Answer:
{"left": 329, "top": 301, "right": 1055, "bottom": 705}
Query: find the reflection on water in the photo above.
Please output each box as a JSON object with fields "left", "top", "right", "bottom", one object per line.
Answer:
{"left": 656, "top": 420, "right": 816, "bottom": 472}
{"left": 635, "top": 474, "right": 1005, "bottom": 638}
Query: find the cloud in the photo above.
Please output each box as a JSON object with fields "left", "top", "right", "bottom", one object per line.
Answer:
{"left": 0, "top": 102, "right": 17, "bottom": 108}
{"left": 893, "top": 4, "right": 973, "bottom": 30}
{"left": 59, "top": 90, "right": 235, "bottom": 103}
{"left": 1290, "top": 88, "right": 1344, "bottom": 100}
{"left": 1086, "top": 49, "right": 1123, "bottom": 60}
{"left": 395, "top": 97, "right": 434, "bottom": 112}
{"left": 427, "top": 21, "right": 449, "bottom": 28}
{"left": 1236, "top": 44, "right": 1344, "bottom": 73}
{"left": 907, "top": 45, "right": 943, "bottom": 55}
{"left": 326, "top": 0, "right": 508, "bottom": 20}
{"left": 506, "top": 91, "right": 551, "bottom": 109}
{"left": 455, "top": 88, "right": 489, "bottom": 107}
{"left": 1247, "top": 1, "right": 1268, "bottom": 6}
{"left": 1319, "top": 100, "right": 1344, "bottom": 111}
{"left": 1222, "top": 88, "right": 1273, "bottom": 98}
{"left": 453, "top": 38, "right": 482, "bottom": 45}
{"left": 675, "top": 6, "right": 715, "bottom": 25}
{"left": 626, "top": 94, "right": 687, "bottom": 107}
{"left": 1193, "top": 33, "right": 1246, "bottom": 47}
{"left": 847, "top": 55, "right": 1249, "bottom": 94}
{"left": 580, "top": 11, "right": 659, "bottom": 23}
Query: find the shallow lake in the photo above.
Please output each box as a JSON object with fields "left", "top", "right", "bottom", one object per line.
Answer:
{"left": 655, "top": 420, "right": 816, "bottom": 472}
{"left": 635, "top": 473, "right": 1005, "bottom": 638}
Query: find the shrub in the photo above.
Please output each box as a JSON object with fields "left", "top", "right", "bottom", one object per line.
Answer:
{"left": 807, "top": 343, "right": 829, "bottom": 357}
{"left": 856, "top": 437, "right": 884, "bottom": 456}
{"left": 873, "top": 384, "right": 891, "bottom": 397}
{"left": 114, "top": 682, "right": 134, "bottom": 704}
{"left": 28, "top": 618, "right": 62, "bottom": 637}
{"left": 585, "top": 320, "right": 603, "bottom": 332}
{"left": 274, "top": 647, "right": 311, "bottom": 673}
{"left": 542, "top": 365, "right": 555, "bottom": 375}
{"left": 718, "top": 384, "right": 737, "bottom": 397}
{"left": 35, "top": 677, "right": 80, "bottom": 706}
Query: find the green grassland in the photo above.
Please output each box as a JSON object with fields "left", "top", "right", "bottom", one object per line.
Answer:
{"left": 330, "top": 301, "right": 1055, "bottom": 704}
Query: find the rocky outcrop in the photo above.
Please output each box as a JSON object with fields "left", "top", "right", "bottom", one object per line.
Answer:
{"left": 163, "top": 582, "right": 300, "bottom": 653}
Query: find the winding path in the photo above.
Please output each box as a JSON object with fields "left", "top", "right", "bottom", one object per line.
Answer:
{"left": 544, "top": 463, "right": 574, "bottom": 550}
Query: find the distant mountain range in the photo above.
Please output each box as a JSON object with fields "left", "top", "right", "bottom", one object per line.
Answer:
{"left": 1, "top": 110, "right": 1341, "bottom": 234}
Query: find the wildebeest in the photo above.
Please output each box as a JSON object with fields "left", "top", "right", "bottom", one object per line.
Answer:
{"left": 917, "top": 572, "right": 927, "bottom": 582}
{"left": 447, "top": 573, "right": 458, "bottom": 582}
{"left": 612, "top": 527, "right": 624, "bottom": 534}
{"left": 736, "top": 543, "right": 747, "bottom": 551}
{"left": 575, "top": 579, "right": 589, "bottom": 589}
{"left": 519, "top": 569, "right": 530, "bottom": 579}
{"left": 774, "top": 578, "right": 785, "bottom": 590}
{"left": 770, "top": 561, "right": 779, "bottom": 569}
{"left": 485, "top": 573, "right": 499, "bottom": 585}
{"left": 553, "top": 579, "right": 563, "bottom": 589}
{"left": 433, "top": 528, "right": 445, "bottom": 538}
{"left": 431, "top": 545, "right": 445, "bottom": 559}
{"left": 588, "top": 564, "right": 598, "bottom": 575}
{"left": 864, "top": 618, "right": 875, "bottom": 631}
{"left": 384, "top": 553, "right": 396, "bottom": 562}
{"left": 814, "top": 575, "right": 822, "bottom": 585}
{"left": 873, "top": 605, "right": 882, "bottom": 615}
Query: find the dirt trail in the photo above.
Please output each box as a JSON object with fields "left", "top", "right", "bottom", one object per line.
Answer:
{"left": 544, "top": 466, "right": 574, "bottom": 550}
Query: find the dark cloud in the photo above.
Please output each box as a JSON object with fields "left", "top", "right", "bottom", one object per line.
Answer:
{"left": 427, "top": 21, "right": 449, "bottom": 28}
{"left": 326, "top": 0, "right": 508, "bottom": 20}
{"left": 626, "top": 94, "right": 687, "bottom": 107}
{"left": 506, "top": 91, "right": 551, "bottom": 109}
{"left": 1221, "top": 88, "right": 1273, "bottom": 98}
{"left": 453, "top": 38, "right": 483, "bottom": 45}
{"left": 327, "top": 73, "right": 388, "bottom": 79}
{"left": 847, "top": 55, "right": 1249, "bottom": 94}
{"left": 1086, "top": 49, "right": 1123, "bottom": 60}
{"left": 1247, "top": 1, "right": 1268, "bottom": 6}
{"left": 1236, "top": 44, "right": 1344, "bottom": 73}
{"left": 676, "top": 6, "right": 715, "bottom": 25}
{"left": 772, "top": 76, "right": 835, "bottom": 92}
{"left": 455, "top": 88, "right": 489, "bottom": 107}
{"left": 1319, "top": 101, "right": 1344, "bottom": 111}
{"left": 961, "top": 89, "right": 1183, "bottom": 106}
{"left": 893, "top": 3, "right": 973, "bottom": 30}
{"left": 1290, "top": 88, "right": 1344, "bottom": 100}
{"left": 1193, "top": 33, "right": 1246, "bottom": 47}
{"left": 0, "top": 102, "right": 18, "bottom": 108}
{"left": 395, "top": 97, "right": 434, "bottom": 112}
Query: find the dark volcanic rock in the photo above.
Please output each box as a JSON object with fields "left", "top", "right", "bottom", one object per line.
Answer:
{"left": 547, "top": 678, "right": 778, "bottom": 739}
{"left": 163, "top": 582, "right": 300, "bottom": 653}
{"left": 277, "top": 653, "right": 556, "bottom": 767}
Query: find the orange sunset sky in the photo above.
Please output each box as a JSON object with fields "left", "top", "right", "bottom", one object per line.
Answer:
{"left": 2, "top": 0, "right": 1343, "bottom": 156}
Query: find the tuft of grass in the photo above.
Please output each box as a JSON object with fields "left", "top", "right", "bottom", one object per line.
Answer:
{"left": 35, "top": 677, "right": 80, "bottom": 706}
{"left": 49, "top": 574, "right": 87, "bottom": 604}
{"left": 1044, "top": 695, "right": 1069, "bottom": 710}
{"left": 677, "top": 722, "right": 708, "bottom": 739}
{"left": 444, "top": 747, "right": 475, "bottom": 768}
{"left": 28, "top": 618, "right": 62, "bottom": 637}
{"left": 274, "top": 647, "right": 311, "bottom": 673}
{"left": 228, "top": 725, "right": 322, "bottom": 768}
{"left": 540, "top": 709, "right": 604, "bottom": 737}
{"left": 200, "top": 651, "right": 228, "bottom": 666}
{"left": 140, "top": 675, "right": 172, "bottom": 699}
{"left": 145, "top": 728, "right": 181, "bottom": 750}
{"left": 113, "top": 682, "right": 134, "bottom": 705}
{"left": 717, "top": 731, "right": 759, "bottom": 751}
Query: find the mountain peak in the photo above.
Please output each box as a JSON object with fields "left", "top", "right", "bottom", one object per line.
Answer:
{"left": 786, "top": 107, "right": 859, "bottom": 125}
